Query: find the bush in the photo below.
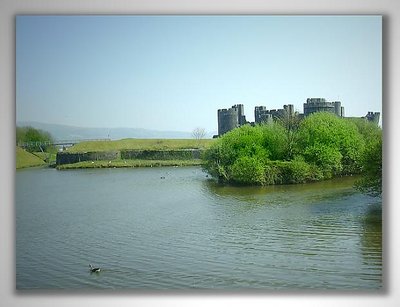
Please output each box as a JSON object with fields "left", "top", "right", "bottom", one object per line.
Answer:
{"left": 303, "top": 143, "right": 343, "bottom": 178}
{"left": 231, "top": 156, "right": 266, "bottom": 185}
{"left": 264, "top": 160, "right": 321, "bottom": 185}
{"left": 282, "top": 159, "right": 316, "bottom": 183}
{"left": 263, "top": 163, "right": 282, "bottom": 185}
{"left": 203, "top": 124, "right": 270, "bottom": 182}
{"left": 297, "top": 112, "right": 364, "bottom": 176}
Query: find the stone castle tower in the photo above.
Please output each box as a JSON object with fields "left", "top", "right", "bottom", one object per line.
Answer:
{"left": 303, "top": 98, "right": 345, "bottom": 117}
{"left": 217, "top": 104, "right": 246, "bottom": 136}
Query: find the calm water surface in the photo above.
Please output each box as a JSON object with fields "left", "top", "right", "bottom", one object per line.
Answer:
{"left": 16, "top": 166, "right": 382, "bottom": 290}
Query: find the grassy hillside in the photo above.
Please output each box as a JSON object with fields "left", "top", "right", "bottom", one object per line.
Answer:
{"left": 16, "top": 146, "right": 46, "bottom": 169}
{"left": 67, "top": 138, "right": 215, "bottom": 153}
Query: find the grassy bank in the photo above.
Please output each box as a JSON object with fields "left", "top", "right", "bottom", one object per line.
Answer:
{"left": 55, "top": 138, "right": 214, "bottom": 169}
{"left": 67, "top": 138, "right": 214, "bottom": 153}
{"left": 56, "top": 159, "right": 203, "bottom": 170}
{"left": 16, "top": 146, "right": 46, "bottom": 169}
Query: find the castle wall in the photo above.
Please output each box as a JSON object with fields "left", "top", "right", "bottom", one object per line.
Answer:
{"left": 121, "top": 149, "right": 203, "bottom": 160}
{"left": 56, "top": 149, "right": 203, "bottom": 165}
{"left": 56, "top": 151, "right": 120, "bottom": 165}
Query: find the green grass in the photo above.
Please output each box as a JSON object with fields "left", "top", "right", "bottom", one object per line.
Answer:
{"left": 16, "top": 146, "right": 46, "bottom": 169}
{"left": 32, "top": 152, "right": 57, "bottom": 164}
{"left": 67, "top": 138, "right": 215, "bottom": 153}
{"left": 56, "top": 159, "right": 204, "bottom": 170}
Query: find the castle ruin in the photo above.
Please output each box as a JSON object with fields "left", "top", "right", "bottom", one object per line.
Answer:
{"left": 217, "top": 98, "right": 380, "bottom": 136}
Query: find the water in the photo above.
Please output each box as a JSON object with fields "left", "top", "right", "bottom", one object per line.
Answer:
{"left": 16, "top": 166, "right": 382, "bottom": 290}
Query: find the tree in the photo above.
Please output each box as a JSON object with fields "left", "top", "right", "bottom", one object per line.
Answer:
{"left": 276, "top": 110, "right": 301, "bottom": 160}
{"left": 192, "top": 127, "right": 206, "bottom": 140}
{"left": 356, "top": 135, "right": 382, "bottom": 196}
{"left": 203, "top": 124, "right": 280, "bottom": 184}
{"left": 349, "top": 118, "right": 382, "bottom": 196}
{"left": 16, "top": 126, "right": 54, "bottom": 152}
{"left": 192, "top": 127, "right": 206, "bottom": 147}
{"left": 203, "top": 125, "right": 269, "bottom": 182}
{"left": 297, "top": 112, "right": 364, "bottom": 177}
{"left": 259, "top": 122, "right": 286, "bottom": 160}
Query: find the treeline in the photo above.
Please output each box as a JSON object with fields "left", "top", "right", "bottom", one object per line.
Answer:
{"left": 203, "top": 112, "right": 382, "bottom": 195}
{"left": 16, "top": 126, "right": 54, "bottom": 152}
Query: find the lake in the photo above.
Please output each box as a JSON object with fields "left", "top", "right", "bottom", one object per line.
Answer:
{"left": 16, "top": 166, "right": 382, "bottom": 290}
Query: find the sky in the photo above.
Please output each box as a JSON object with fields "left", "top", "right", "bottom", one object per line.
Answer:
{"left": 16, "top": 15, "right": 382, "bottom": 133}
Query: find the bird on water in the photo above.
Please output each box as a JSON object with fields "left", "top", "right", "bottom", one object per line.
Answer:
{"left": 89, "top": 264, "right": 101, "bottom": 273}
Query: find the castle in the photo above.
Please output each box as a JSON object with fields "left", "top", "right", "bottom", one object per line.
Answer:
{"left": 217, "top": 98, "right": 380, "bottom": 136}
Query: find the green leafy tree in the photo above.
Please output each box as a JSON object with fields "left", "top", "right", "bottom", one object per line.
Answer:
{"left": 16, "top": 126, "right": 54, "bottom": 152}
{"left": 276, "top": 110, "right": 301, "bottom": 160}
{"left": 297, "top": 112, "right": 364, "bottom": 177}
{"left": 203, "top": 124, "right": 269, "bottom": 182}
{"left": 356, "top": 134, "right": 382, "bottom": 196}
{"left": 349, "top": 117, "right": 381, "bottom": 142}
{"left": 350, "top": 118, "right": 382, "bottom": 196}
{"left": 259, "top": 122, "right": 287, "bottom": 161}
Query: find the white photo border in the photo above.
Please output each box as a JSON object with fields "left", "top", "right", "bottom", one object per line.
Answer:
{"left": 2, "top": 0, "right": 398, "bottom": 307}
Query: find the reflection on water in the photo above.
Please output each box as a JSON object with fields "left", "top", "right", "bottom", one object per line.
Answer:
{"left": 360, "top": 203, "right": 382, "bottom": 284}
{"left": 16, "top": 167, "right": 382, "bottom": 290}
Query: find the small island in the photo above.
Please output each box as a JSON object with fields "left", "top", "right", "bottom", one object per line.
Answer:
{"left": 203, "top": 111, "right": 382, "bottom": 196}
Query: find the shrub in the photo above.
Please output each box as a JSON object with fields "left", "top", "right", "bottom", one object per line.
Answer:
{"left": 203, "top": 124, "right": 270, "bottom": 182}
{"left": 230, "top": 156, "right": 266, "bottom": 185}
{"left": 303, "top": 143, "right": 343, "bottom": 178}
{"left": 264, "top": 160, "right": 321, "bottom": 184}
{"left": 356, "top": 136, "right": 382, "bottom": 196}
{"left": 297, "top": 112, "right": 364, "bottom": 176}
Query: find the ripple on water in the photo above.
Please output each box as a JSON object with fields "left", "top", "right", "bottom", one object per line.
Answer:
{"left": 16, "top": 167, "right": 382, "bottom": 289}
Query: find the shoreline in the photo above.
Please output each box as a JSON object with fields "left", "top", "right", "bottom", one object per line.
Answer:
{"left": 17, "top": 139, "right": 213, "bottom": 170}
{"left": 55, "top": 159, "right": 204, "bottom": 170}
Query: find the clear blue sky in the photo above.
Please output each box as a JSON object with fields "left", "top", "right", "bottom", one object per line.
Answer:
{"left": 16, "top": 15, "right": 382, "bottom": 132}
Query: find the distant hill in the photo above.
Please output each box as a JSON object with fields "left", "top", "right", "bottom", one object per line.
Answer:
{"left": 16, "top": 121, "right": 215, "bottom": 140}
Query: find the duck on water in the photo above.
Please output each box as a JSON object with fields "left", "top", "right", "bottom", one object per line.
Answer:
{"left": 89, "top": 264, "right": 101, "bottom": 273}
